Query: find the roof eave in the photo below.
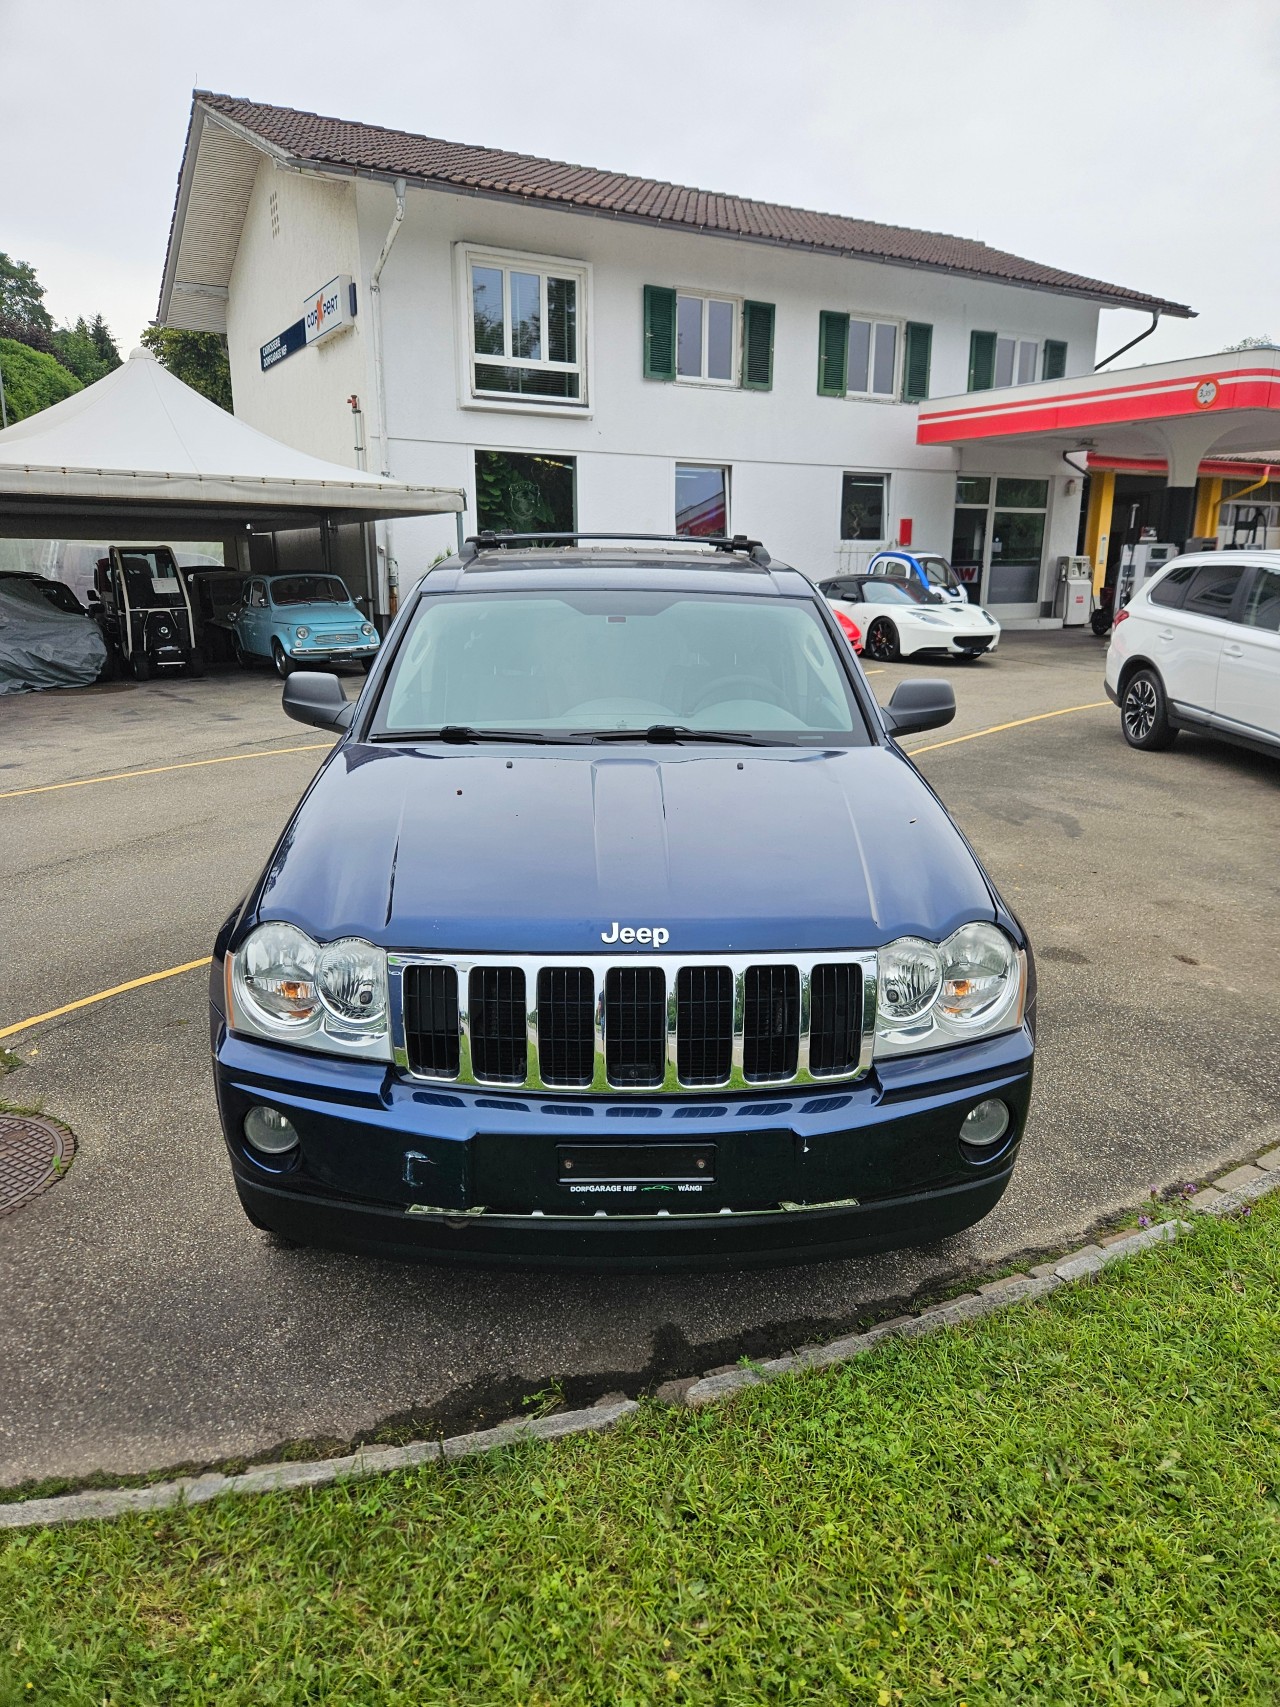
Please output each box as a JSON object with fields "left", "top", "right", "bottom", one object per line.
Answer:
{"left": 157, "top": 97, "right": 293, "bottom": 328}
{"left": 266, "top": 153, "right": 1197, "bottom": 318}
{"left": 158, "top": 97, "right": 1195, "bottom": 325}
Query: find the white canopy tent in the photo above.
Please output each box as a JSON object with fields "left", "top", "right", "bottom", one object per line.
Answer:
{"left": 0, "top": 347, "right": 464, "bottom": 542}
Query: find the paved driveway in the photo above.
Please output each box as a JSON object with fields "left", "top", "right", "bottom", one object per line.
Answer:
{"left": 3, "top": 637, "right": 1278, "bottom": 1486}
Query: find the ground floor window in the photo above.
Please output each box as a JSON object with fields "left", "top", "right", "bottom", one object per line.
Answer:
{"left": 675, "top": 464, "right": 730, "bottom": 536}
{"left": 990, "top": 478, "right": 1049, "bottom": 605}
{"left": 840, "top": 473, "right": 887, "bottom": 541}
{"left": 475, "top": 451, "right": 576, "bottom": 536}
{"left": 951, "top": 476, "right": 989, "bottom": 590}
{"left": 951, "top": 475, "right": 1049, "bottom": 605}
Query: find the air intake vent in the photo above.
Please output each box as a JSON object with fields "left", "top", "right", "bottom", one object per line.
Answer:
{"left": 604, "top": 966, "right": 667, "bottom": 1087}
{"left": 742, "top": 965, "right": 800, "bottom": 1081}
{"left": 402, "top": 965, "right": 459, "bottom": 1077}
{"left": 808, "top": 963, "right": 861, "bottom": 1075}
{"left": 468, "top": 967, "right": 527, "bottom": 1083}
{"left": 537, "top": 968, "right": 596, "bottom": 1087}
{"left": 676, "top": 965, "right": 733, "bottom": 1085}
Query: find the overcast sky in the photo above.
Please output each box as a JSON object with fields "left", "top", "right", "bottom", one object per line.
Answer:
{"left": 5, "top": 0, "right": 1277, "bottom": 368}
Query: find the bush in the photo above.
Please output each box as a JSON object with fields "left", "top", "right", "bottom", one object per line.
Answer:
{"left": 0, "top": 337, "right": 82, "bottom": 423}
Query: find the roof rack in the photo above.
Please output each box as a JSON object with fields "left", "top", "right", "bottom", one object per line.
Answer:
{"left": 458, "top": 531, "right": 771, "bottom": 567}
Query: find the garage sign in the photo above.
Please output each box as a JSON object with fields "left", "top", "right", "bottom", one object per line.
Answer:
{"left": 304, "top": 275, "right": 355, "bottom": 346}
{"left": 260, "top": 276, "right": 357, "bottom": 372}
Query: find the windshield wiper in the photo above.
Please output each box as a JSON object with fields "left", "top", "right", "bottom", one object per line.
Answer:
{"left": 373, "top": 725, "right": 566, "bottom": 744}
{"left": 575, "top": 724, "right": 779, "bottom": 747}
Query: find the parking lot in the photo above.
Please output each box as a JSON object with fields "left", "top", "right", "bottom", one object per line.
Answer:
{"left": 3, "top": 632, "right": 1279, "bottom": 1488}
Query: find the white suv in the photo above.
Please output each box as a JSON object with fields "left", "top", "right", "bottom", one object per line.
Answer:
{"left": 1105, "top": 551, "right": 1280, "bottom": 756}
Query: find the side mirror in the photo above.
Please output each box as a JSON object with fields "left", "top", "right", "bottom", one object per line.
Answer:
{"left": 881, "top": 679, "right": 956, "bottom": 739}
{"left": 85, "top": 586, "right": 101, "bottom": 604}
{"left": 282, "top": 671, "right": 354, "bottom": 732}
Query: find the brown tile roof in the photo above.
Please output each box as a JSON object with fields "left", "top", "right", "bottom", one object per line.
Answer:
{"left": 191, "top": 93, "right": 1194, "bottom": 317}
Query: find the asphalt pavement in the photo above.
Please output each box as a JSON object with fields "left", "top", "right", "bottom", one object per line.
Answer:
{"left": 3, "top": 636, "right": 1279, "bottom": 1487}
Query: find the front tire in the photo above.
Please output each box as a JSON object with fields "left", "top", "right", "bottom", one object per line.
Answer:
{"left": 131, "top": 652, "right": 152, "bottom": 682}
{"left": 865, "top": 617, "right": 901, "bottom": 663}
{"left": 1120, "top": 668, "right": 1177, "bottom": 751}
{"left": 185, "top": 647, "right": 205, "bottom": 678}
{"left": 272, "top": 641, "right": 293, "bottom": 679}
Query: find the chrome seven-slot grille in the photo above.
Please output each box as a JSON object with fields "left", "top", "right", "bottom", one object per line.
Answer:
{"left": 391, "top": 952, "right": 877, "bottom": 1093}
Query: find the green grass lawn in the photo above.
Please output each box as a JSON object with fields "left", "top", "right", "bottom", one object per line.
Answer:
{"left": 3, "top": 1201, "right": 1278, "bottom": 1707}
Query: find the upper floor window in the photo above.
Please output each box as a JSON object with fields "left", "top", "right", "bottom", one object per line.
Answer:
{"left": 818, "top": 315, "right": 932, "bottom": 402}
{"left": 678, "top": 294, "right": 737, "bottom": 383}
{"left": 464, "top": 247, "right": 588, "bottom": 407}
{"left": 644, "top": 287, "right": 774, "bottom": 389}
{"left": 969, "top": 332, "right": 1068, "bottom": 391}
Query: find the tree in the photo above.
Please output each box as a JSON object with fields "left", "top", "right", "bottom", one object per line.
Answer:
{"left": 0, "top": 254, "right": 54, "bottom": 337}
{"left": 0, "top": 337, "right": 81, "bottom": 424}
{"left": 1224, "top": 335, "right": 1276, "bottom": 351}
{"left": 140, "top": 325, "right": 233, "bottom": 411}
{"left": 51, "top": 317, "right": 116, "bottom": 385}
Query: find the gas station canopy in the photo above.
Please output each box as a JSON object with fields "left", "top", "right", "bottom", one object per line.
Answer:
{"left": 0, "top": 347, "right": 464, "bottom": 540}
{"left": 917, "top": 347, "right": 1280, "bottom": 485}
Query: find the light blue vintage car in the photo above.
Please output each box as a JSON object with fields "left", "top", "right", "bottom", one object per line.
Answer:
{"left": 231, "top": 573, "right": 380, "bottom": 677}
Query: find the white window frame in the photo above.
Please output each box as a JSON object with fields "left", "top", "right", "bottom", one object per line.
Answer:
{"left": 845, "top": 317, "right": 902, "bottom": 401}
{"left": 674, "top": 462, "right": 732, "bottom": 537}
{"left": 675, "top": 292, "right": 740, "bottom": 387}
{"left": 455, "top": 244, "right": 592, "bottom": 415}
{"left": 995, "top": 336, "right": 1042, "bottom": 389}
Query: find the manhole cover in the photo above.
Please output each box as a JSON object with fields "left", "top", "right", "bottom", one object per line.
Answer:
{"left": 0, "top": 1115, "right": 76, "bottom": 1216}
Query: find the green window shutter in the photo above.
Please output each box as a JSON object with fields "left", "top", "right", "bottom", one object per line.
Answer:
{"left": 902, "top": 322, "right": 933, "bottom": 402}
{"left": 643, "top": 285, "right": 677, "bottom": 381}
{"left": 741, "top": 300, "right": 775, "bottom": 390}
{"left": 968, "top": 330, "right": 997, "bottom": 392}
{"left": 1042, "top": 339, "right": 1067, "bottom": 381}
{"left": 817, "top": 311, "right": 849, "bottom": 397}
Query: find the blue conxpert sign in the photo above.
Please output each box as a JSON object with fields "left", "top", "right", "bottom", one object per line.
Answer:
{"left": 260, "top": 275, "right": 356, "bottom": 373}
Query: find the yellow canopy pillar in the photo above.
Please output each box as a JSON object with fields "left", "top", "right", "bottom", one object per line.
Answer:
{"left": 1193, "top": 476, "right": 1222, "bottom": 540}
{"left": 1083, "top": 470, "right": 1115, "bottom": 593}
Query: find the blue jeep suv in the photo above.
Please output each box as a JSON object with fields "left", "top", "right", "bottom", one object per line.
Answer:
{"left": 210, "top": 533, "right": 1035, "bottom": 1268}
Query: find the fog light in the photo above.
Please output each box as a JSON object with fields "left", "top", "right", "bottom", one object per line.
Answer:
{"left": 960, "top": 1099, "right": 1010, "bottom": 1148}
{"left": 244, "top": 1105, "right": 299, "bottom": 1155}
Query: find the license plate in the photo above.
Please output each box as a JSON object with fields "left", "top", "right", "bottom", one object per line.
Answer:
{"left": 556, "top": 1144, "right": 715, "bottom": 1184}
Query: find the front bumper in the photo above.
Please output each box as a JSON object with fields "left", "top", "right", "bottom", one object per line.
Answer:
{"left": 287, "top": 645, "right": 379, "bottom": 663}
{"left": 212, "top": 1021, "right": 1034, "bottom": 1269}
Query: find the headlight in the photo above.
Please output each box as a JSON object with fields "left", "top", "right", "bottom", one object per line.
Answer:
{"left": 878, "top": 937, "right": 941, "bottom": 1021}
{"left": 295, "top": 625, "right": 310, "bottom": 640}
{"left": 875, "top": 923, "right": 1024, "bottom": 1057}
{"left": 228, "top": 922, "right": 391, "bottom": 1061}
{"left": 361, "top": 623, "right": 376, "bottom": 639}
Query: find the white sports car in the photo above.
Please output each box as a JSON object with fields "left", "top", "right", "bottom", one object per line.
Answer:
{"left": 819, "top": 574, "right": 1001, "bottom": 662}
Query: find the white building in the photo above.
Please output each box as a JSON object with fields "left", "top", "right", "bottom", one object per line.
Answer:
{"left": 158, "top": 93, "right": 1191, "bottom": 623}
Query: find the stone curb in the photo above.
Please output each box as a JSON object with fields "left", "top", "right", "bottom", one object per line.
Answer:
{"left": 0, "top": 1401, "right": 638, "bottom": 1533}
{"left": 4, "top": 1154, "right": 1279, "bottom": 1533}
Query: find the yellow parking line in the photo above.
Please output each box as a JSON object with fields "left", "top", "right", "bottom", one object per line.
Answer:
{"left": 0, "top": 743, "right": 334, "bottom": 801}
{"left": 0, "top": 958, "right": 213, "bottom": 1041}
{"left": 907, "top": 700, "right": 1109, "bottom": 755}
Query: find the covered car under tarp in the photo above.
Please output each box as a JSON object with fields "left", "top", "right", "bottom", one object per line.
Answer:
{"left": 0, "top": 580, "right": 107, "bottom": 694}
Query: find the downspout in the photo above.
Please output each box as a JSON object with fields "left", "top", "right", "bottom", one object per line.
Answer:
{"left": 370, "top": 176, "right": 407, "bottom": 615}
{"left": 1095, "top": 310, "right": 1160, "bottom": 372}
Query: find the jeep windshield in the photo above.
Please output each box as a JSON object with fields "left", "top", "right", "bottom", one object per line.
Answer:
{"left": 372, "top": 590, "right": 869, "bottom": 744}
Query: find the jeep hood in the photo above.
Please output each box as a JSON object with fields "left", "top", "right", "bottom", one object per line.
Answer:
{"left": 256, "top": 743, "right": 996, "bottom": 954}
